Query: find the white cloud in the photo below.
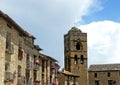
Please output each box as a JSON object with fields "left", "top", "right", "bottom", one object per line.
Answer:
{"left": 0, "top": 0, "right": 105, "bottom": 68}
{"left": 0, "top": 0, "right": 102, "bottom": 26}
{"left": 79, "top": 20, "right": 120, "bottom": 66}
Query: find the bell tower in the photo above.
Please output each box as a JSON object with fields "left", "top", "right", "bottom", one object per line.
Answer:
{"left": 64, "top": 27, "right": 87, "bottom": 85}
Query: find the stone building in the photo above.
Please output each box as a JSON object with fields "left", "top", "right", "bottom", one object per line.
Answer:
{"left": 59, "top": 27, "right": 88, "bottom": 85}
{"left": 89, "top": 64, "right": 120, "bottom": 85}
{"left": 0, "top": 10, "right": 59, "bottom": 85}
{"left": 40, "top": 53, "right": 59, "bottom": 85}
{"left": 2, "top": 10, "right": 120, "bottom": 85}
{"left": 59, "top": 26, "right": 120, "bottom": 85}
{"left": 58, "top": 70, "right": 79, "bottom": 85}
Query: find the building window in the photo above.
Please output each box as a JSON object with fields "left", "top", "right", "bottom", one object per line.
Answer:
{"left": 80, "top": 55, "right": 84, "bottom": 64}
{"left": 7, "top": 23, "right": 12, "bottom": 28}
{"left": 18, "top": 41, "right": 22, "bottom": 49}
{"left": 18, "top": 49, "right": 23, "bottom": 60}
{"left": 6, "top": 32, "right": 11, "bottom": 49}
{"left": 50, "top": 76, "right": 52, "bottom": 84}
{"left": 42, "top": 60, "right": 44, "bottom": 72}
{"left": 33, "top": 70, "right": 37, "bottom": 82}
{"left": 94, "top": 73, "right": 97, "bottom": 78}
{"left": 18, "top": 65, "right": 21, "bottom": 77}
{"left": 76, "top": 42, "right": 80, "bottom": 50}
{"left": 108, "top": 72, "right": 110, "bottom": 77}
{"left": 95, "top": 80, "right": 99, "bottom": 85}
{"left": 108, "top": 80, "right": 116, "bottom": 85}
{"left": 74, "top": 55, "right": 78, "bottom": 64}
{"left": 5, "top": 63, "right": 10, "bottom": 71}
{"left": 34, "top": 55, "right": 37, "bottom": 64}
{"left": 26, "top": 69, "right": 30, "bottom": 84}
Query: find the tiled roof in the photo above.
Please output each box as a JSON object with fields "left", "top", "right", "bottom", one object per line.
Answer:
{"left": 39, "top": 53, "right": 57, "bottom": 62}
{"left": 62, "top": 70, "right": 79, "bottom": 77}
{"left": 89, "top": 64, "right": 120, "bottom": 71}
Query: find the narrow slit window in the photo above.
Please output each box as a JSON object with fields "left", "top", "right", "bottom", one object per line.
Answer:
{"left": 80, "top": 55, "right": 84, "bottom": 64}
{"left": 108, "top": 72, "right": 110, "bottom": 77}
{"left": 74, "top": 55, "right": 78, "bottom": 64}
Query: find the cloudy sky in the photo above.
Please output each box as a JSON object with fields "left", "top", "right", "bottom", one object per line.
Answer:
{"left": 0, "top": 0, "right": 120, "bottom": 68}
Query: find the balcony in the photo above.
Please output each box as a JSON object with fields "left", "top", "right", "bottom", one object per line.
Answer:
{"left": 34, "top": 80, "right": 41, "bottom": 85}
{"left": 35, "top": 60, "right": 40, "bottom": 65}
{"left": 4, "top": 72, "right": 14, "bottom": 83}
{"left": 53, "top": 82, "right": 58, "bottom": 85}
{"left": 33, "top": 60, "right": 40, "bottom": 70}
{"left": 34, "top": 64, "right": 40, "bottom": 70}
{"left": 18, "top": 76, "right": 25, "bottom": 85}
{"left": 6, "top": 43, "right": 14, "bottom": 54}
{"left": 26, "top": 61, "right": 33, "bottom": 70}
{"left": 51, "top": 66, "right": 57, "bottom": 70}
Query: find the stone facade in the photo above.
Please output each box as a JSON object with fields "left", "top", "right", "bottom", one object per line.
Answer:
{"left": 1, "top": 10, "right": 120, "bottom": 85}
{"left": 0, "top": 11, "right": 59, "bottom": 85}
{"left": 64, "top": 27, "right": 88, "bottom": 85}
{"left": 58, "top": 70, "right": 79, "bottom": 85}
{"left": 89, "top": 64, "right": 120, "bottom": 85}
{"left": 61, "top": 27, "right": 120, "bottom": 85}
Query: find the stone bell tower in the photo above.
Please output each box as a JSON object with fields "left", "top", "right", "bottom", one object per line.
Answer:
{"left": 64, "top": 27, "right": 87, "bottom": 85}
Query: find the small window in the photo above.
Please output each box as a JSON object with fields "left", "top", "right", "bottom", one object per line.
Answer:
{"left": 94, "top": 73, "right": 97, "bottom": 78}
{"left": 6, "top": 32, "right": 11, "bottom": 49}
{"left": 108, "top": 80, "right": 115, "bottom": 85}
{"left": 5, "top": 63, "right": 10, "bottom": 71}
{"left": 18, "top": 49, "right": 23, "bottom": 60}
{"left": 80, "top": 55, "right": 84, "bottom": 64}
{"left": 95, "top": 80, "right": 99, "bottom": 85}
{"left": 74, "top": 55, "right": 78, "bottom": 64}
{"left": 7, "top": 23, "right": 12, "bottom": 28}
{"left": 76, "top": 42, "right": 80, "bottom": 50}
{"left": 108, "top": 72, "right": 110, "bottom": 77}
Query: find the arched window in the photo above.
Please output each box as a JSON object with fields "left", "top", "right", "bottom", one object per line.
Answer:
{"left": 76, "top": 42, "right": 80, "bottom": 50}
{"left": 74, "top": 55, "right": 78, "bottom": 64}
{"left": 80, "top": 55, "right": 84, "bottom": 64}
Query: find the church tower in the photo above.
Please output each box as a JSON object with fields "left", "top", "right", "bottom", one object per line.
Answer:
{"left": 64, "top": 27, "right": 87, "bottom": 85}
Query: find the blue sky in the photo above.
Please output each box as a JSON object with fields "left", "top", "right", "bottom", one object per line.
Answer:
{"left": 1, "top": 0, "right": 120, "bottom": 68}
{"left": 82, "top": 0, "right": 120, "bottom": 24}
